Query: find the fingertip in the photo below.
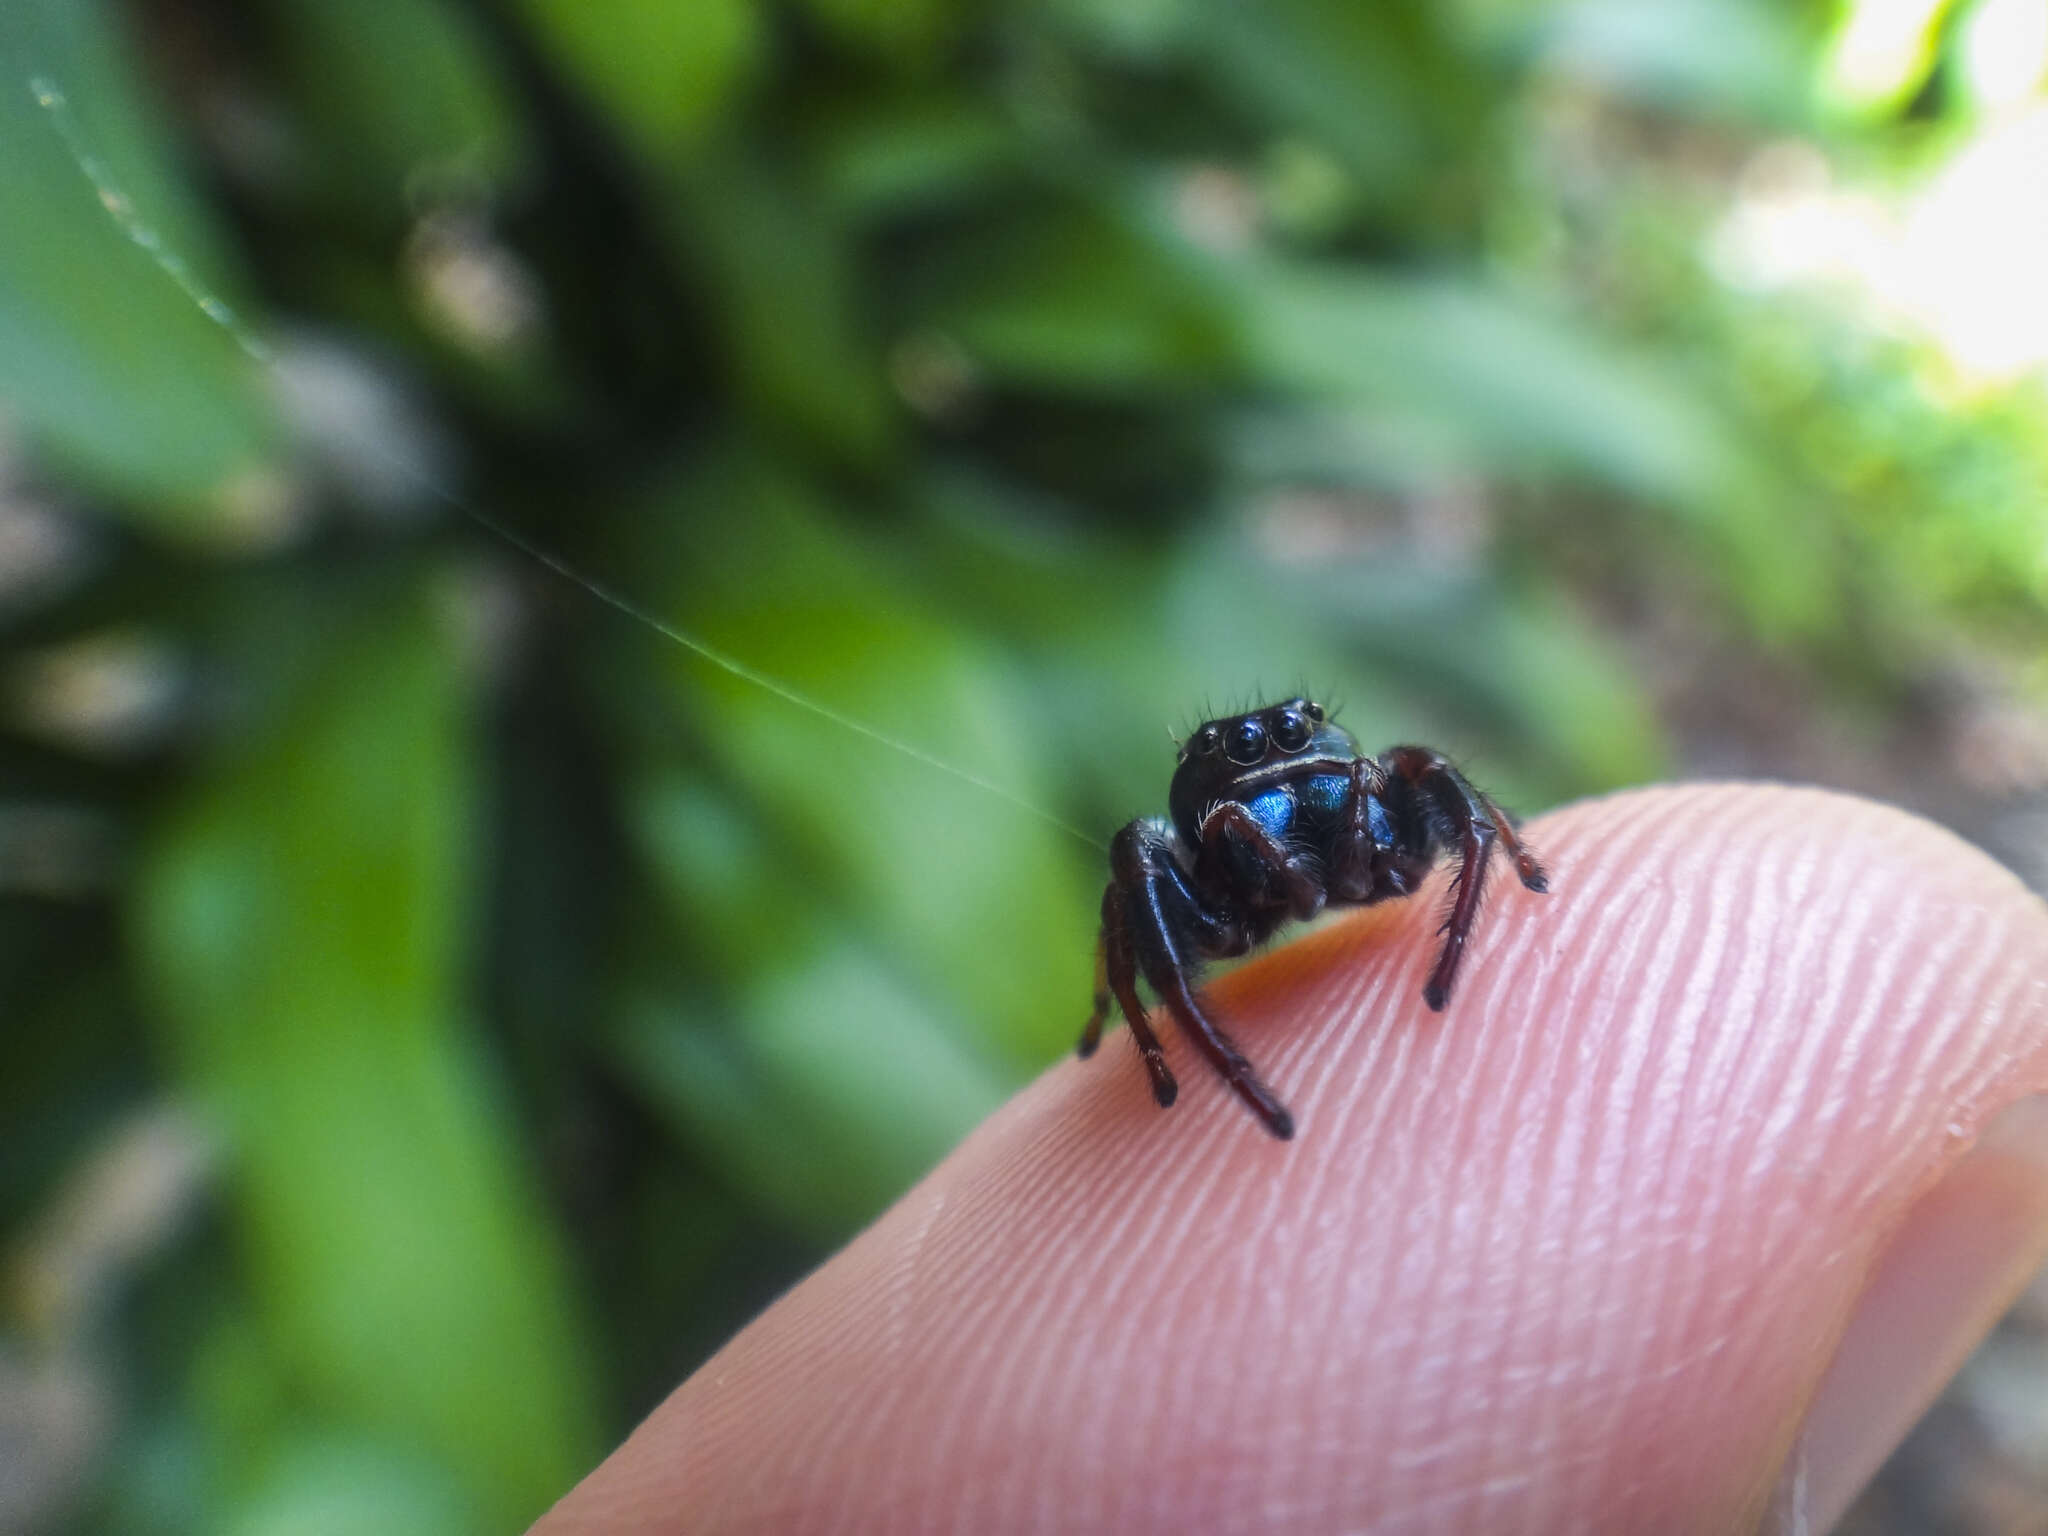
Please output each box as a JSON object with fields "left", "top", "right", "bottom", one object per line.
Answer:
{"left": 542, "top": 785, "right": 2048, "bottom": 1534}
{"left": 1793, "top": 1092, "right": 2048, "bottom": 1529}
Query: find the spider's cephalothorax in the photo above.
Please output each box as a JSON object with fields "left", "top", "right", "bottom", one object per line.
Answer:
{"left": 1078, "top": 698, "right": 1549, "bottom": 1138}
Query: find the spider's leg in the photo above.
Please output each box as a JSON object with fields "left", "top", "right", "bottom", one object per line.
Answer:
{"left": 1384, "top": 746, "right": 1547, "bottom": 1011}
{"left": 1112, "top": 826, "right": 1294, "bottom": 1138}
{"left": 1476, "top": 789, "right": 1548, "bottom": 893}
{"left": 1078, "top": 918, "right": 1111, "bottom": 1059}
{"left": 1139, "top": 925, "right": 1293, "bottom": 1138}
{"left": 1327, "top": 755, "right": 1421, "bottom": 902}
{"left": 1086, "top": 878, "right": 1179, "bottom": 1108}
{"left": 1196, "top": 801, "right": 1324, "bottom": 923}
{"left": 1418, "top": 758, "right": 1547, "bottom": 892}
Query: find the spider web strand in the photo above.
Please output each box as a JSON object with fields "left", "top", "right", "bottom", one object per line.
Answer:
{"left": 25, "top": 73, "right": 1103, "bottom": 854}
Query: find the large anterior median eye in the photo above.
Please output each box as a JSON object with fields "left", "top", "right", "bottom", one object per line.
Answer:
{"left": 1225, "top": 718, "right": 1267, "bottom": 764}
{"left": 1270, "top": 708, "right": 1311, "bottom": 752}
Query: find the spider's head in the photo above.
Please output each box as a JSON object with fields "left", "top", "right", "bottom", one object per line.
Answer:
{"left": 1177, "top": 698, "right": 1327, "bottom": 768}
{"left": 1168, "top": 698, "right": 1359, "bottom": 836}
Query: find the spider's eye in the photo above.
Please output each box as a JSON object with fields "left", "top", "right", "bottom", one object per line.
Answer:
{"left": 1304, "top": 700, "right": 1325, "bottom": 722}
{"left": 1271, "top": 709, "right": 1311, "bottom": 752}
{"left": 1186, "top": 725, "right": 1222, "bottom": 760}
{"left": 1225, "top": 718, "right": 1268, "bottom": 765}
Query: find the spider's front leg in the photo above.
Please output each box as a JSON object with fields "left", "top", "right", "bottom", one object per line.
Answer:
{"left": 1194, "top": 801, "right": 1325, "bottom": 923}
{"left": 1384, "top": 746, "right": 1550, "bottom": 1011}
{"left": 1325, "top": 756, "right": 1427, "bottom": 903}
{"left": 1078, "top": 876, "right": 1176, "bottom": 1108}
{"left": 1079, "top": 820, "right": 1294, "bottom": 1138}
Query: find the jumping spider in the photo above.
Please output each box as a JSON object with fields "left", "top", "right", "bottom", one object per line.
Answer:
{"left": 1079, "top": 698, "right": 1549, "bottom": 1138}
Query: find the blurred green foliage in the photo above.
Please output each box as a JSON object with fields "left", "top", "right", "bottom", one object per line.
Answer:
{"left": 2, "top": 0, "right": 2045, "bottom": 1531}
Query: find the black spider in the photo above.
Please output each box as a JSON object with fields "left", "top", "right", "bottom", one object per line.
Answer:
{"left": 1079, "top": 698, "right": 1549, "bottom": 1138}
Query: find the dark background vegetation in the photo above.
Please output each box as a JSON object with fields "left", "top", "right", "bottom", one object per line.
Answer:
{"left": 4, "top": 0, "right": 2047, "bottom": 1530}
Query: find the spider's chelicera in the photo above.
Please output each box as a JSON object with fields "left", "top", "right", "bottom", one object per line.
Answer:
{"left": 1080, "top": 698, "right": 1549, "bottom": 1138}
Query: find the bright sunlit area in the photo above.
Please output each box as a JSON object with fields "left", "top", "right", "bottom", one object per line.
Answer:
{"left": 1730, "top": 0, "right": 2048, "bottom": 391}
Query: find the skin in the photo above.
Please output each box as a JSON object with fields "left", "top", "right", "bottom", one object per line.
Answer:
{"left": 533, "top": 784, "right": 2048, "bottom": 1534}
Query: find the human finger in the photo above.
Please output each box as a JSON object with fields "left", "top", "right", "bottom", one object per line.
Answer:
{"left": 534, "top": 784, "right": 2048, "bottom": 1534}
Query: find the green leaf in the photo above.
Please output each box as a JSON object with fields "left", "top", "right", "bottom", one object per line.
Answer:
{"left": 224, "top": 1438, "right": 479, "bottom": 1536}
{"left": 927, "top": 201, "right": 1242, "bottom": 390}
{"left": 1185, "top": 0, "right": 1485, "bottom": 209}
{"left": 0, "top": 0, "right": 280, "bottom": 524}
{"left": 796, "top": 0, "right": 960, "bottom": 58}
{"left": 1241, "top": 266, "right": 1744, "bottom": 500}
{"left": 811, "top": 89, "right": 1016, "bottom": 217}
{"left": 615, "top": 944, "right": 1007, "bottom": 1242}
{"left": 136, "top": 577, "right": 596, "bottom": 1530}
{"left": 611, "top": 455, "right": 1099, "bottom": 1063}
{"left": 263, "top": 0, "right": 520, "bottom": 210}
{"left": 515, "top": 0, "right": 760, "bottom": 161}
{"left": 1237, "top": 263, "right": 1833, "bottom": 633}
{"left": 668, "top": 152, "right": 896, "bottom": 466}
{"left": 1529, "top": 0, "right": 1812, "bottom": 125}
